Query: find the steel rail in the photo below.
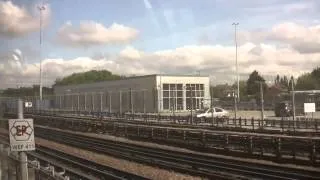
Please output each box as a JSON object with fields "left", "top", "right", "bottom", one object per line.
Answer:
{"left": 30, "top": 146, "right": 149, "bottom": 180}
{"left": 0, "top": 133, "right": 148, "bottom": 180}
{"left": 36, "top": 127, "right": 320, "bottom": 180}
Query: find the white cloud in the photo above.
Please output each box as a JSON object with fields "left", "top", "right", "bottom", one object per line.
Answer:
{"left": 57, "top": 21, "right": 139, "bottom": 47}
{"left": 241, "top": 22, "right": 320, "bottom": 54}
{"left": 0, "top": 1, "right": 50, "bottom": 38}
{"left": 1, "top": 21, "right": 320, "bottom": 88}
{"left": 2, "top": 41, "right": 319, "bottom": 89}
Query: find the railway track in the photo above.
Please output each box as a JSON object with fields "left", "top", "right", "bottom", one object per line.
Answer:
{"left": 0, "top": 133, "right": 148, "bottom": 180}
{"left": 29, "top": 146, "right": 149, "bottom": 180}
{"left": 35, "top": 127, "right": 320, "bottom": 180}
{"left": 25, "top": 113, "right": 320, "bottom": 136}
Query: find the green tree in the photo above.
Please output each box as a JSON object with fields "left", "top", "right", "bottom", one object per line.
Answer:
{"left": 54, "top": 70, "right": 123, "bottom": 86}
{"left": 311, "top": 67, "right": 320, "bottom": 85}
{"left": 246, "top": 70, "right": 267, "bottom": 98}
{"left": 210, "top": 84, "right": 231, "bottom": 98}
{"left": 1, "top": 85, "right": 53, "bottom": 97}
{"left": 295, "top": 73, "right": 319, "bottom": 90}
{"left": 232, "top": 80, "right": 248, "bottom": 99}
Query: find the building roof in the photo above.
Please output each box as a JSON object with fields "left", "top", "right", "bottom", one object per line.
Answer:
{"left": 54, "top": 73, "right": 209, "bottom": 88}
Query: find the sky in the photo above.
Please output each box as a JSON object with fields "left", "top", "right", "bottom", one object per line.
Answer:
{"left": 0, "top": 0, "right": 320, "bottom": 88}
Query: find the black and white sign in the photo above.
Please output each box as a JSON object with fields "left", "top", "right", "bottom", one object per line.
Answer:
{"left": 8, "top": 119, "right": 35, "bottom": 151}
{"left": 304, "top": 103, "right": 316, "bottom": 113}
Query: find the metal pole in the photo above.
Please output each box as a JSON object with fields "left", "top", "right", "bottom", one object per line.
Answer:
{"left": 38, "top": 6, "right": 45, "bottom": 101}
{"left": 59, "top": 95, "right": 62, "bottom": 110}
{"left": 119, "top": 90, "right": 122, "bottom": 114}
{"left": 77, "top": 93, "right": 80, "bottom": 112}
{"left": 143, "top": 90, "right": 146, "bottom": 114}
{"left": 292, "top": 78, "right": 296, "bottom": 128}
{"left": 232, "top": 22, "right": 240, "bottom": 102}
{"left": 92, "top": 93, "right": 95, "bottom": 111}
{"left": 18, "top": 99, "right": 28, "bottom": 180}
{"left": 100, "top": 92, "right": 103, "bottom": 112}
{"left": 71, "top": 94, "right": 74, "bottom": 111}
{"left": 260, "top": 82, "right": 264, "bottom": 122}
{"left": 84, "top": 92, "right": 87, "bottom": 111}
{"left": 130, "top": 89, "right": 133, "bottom": 114}
{"left": 109, "top": 91, "right": 112, "bottom": 113}
{"left": 191, "top": 86, "right": 194, "bottom": 124}
{"left": 234, "top": 91, "right": 237, "bottom": 120}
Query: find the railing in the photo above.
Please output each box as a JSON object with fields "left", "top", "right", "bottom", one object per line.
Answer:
{"left": 19, "top": 109, "right": 320, "bottom": 133}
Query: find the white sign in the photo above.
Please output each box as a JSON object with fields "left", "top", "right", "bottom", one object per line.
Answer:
{"left": 304, "top": 103, "right": 316, "bottom": 113}
{"left": 25, "top": 102, "right": 32, "bottom": 108}
{"left": 8, "top": 119, "right": 35, "bottom": 151}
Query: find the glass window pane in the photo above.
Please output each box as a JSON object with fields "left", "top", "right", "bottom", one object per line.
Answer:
{"left": 170, "top": 98, "right": 176, "bottom": 107}
{"left": 186, "top": 98, "right": 191, "bottom": 110}
{"left": 177, "top": 91, "right": 183, "bottom": 97}
{"left": 163, "top": 84, "right": 169, "bottom": 90}
{"left": 163, "top": 91, "right": 169, "bottom": 97}
{"left": 177, "top": 84, "right": 183, "bottom": 90}
{"left": 163, "top": 98, "right": 169, "bottom": 110}
{"left": 170, "top": 84, "right": 176, "bottom": 90}
{"left": 200, "top": 84, "right": 204, "bottom": 90}
{"left": 170, "top": 91, "right": 176, "bottom": 97}
{"left": 186, "top": 90, "right": 191, "bottom": 97}
{"left": 177, "top": 98, "right": 183, "bottom": 110}
{"left": 196, "top": 84, "right": 200, "bottom": 90}
{"left": 200, "top": 91, "right": 204, "bottom": 97}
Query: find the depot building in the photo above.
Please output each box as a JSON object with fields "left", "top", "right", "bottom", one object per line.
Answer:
{"left": 53, "top": 74, "right": 211, "bottom": 113}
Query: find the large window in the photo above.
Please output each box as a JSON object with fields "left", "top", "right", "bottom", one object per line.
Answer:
{"left": 186, "top": 83, "right": 204, "bottom": 110}
{"left": 162, "top": 83, "right": 183, "bottom": 110}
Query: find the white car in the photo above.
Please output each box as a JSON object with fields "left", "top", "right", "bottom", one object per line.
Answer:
{"left": 196, "top": 107, "right": 229, "bottom": 118}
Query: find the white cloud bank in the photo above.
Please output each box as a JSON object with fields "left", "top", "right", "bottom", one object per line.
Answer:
{"left": 0, "top": 1, "right": 50, "bottom": 38}
{"left": 1, "top": 22, "right": 320, "bottom": 88}
{"left": 57, "top": 21, "right": 139, "bottom": 47}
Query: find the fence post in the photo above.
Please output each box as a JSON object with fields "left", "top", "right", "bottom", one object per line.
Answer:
{"left": 84, "top": 92, "right": 87, "bottom": 111}
{"left": 18, "top": 99, "right": 29, "bottom": 180}
{"left": 119, "top": 90, "right": 122, "bottom": 115}
{"left": 109, "top": 91, "right": 112, "bottom": 114}
{"left": 276, "top": 137, "right": 282, "bottom": 160}
{"left": 92, "top": 92, "right": 95, "bottom": 113}
{"left": 100, "top": 92, "right": 103, "bottom": 113}
{"left": 143, "top": 90, "right": 146, "bottom": 115}
{"left": 251, "top": 117, "right": 254, "bottom": 130}
{"left": 77, "top": 93, "right": 80, "bottom": 113}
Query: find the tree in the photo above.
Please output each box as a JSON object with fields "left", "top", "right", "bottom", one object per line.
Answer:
{"left": 246, "top": 70, "right": 267, "bottom": 99}
{"left": 232, "top": 80, "right": 248, "bottom": 99}
{"left": 295, "top": 73, "right": 319, "bottom": 90}
{"left": 311, "top": 67, "right": 320, "bottom": 85}
{"left": 54, "top": 70, "right": 123, "bottom": 86}
{"left": 1, "top": 85, "right": 53, "bottom": 97}
{"left": 210, "top": 84, "right": 231, "bottom": 98}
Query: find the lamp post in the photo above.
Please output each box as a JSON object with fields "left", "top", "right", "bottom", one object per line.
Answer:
{"left": 38, "top": 5, "right": 45, "bottom": 101}
{"left": 232, "top": 22, "right": 240, "bottom": 102}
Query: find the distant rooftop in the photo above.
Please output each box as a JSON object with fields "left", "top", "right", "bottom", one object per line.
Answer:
{"left": 54, "top": 73, "right": 209, "bottom": 88}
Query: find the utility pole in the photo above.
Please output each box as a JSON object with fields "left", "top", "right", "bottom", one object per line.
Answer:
{"left": 232, "top": 22, "right": 240, "bottom": 102}
{"left": 18, "top": 99, "right": 28, "bottom": 180}
{"left": 254, "top": 81, "right": 265, "bottom": 123}
{"left": 38, "top": 5, "right": 45, "bottom": 102}
{"left": 260, "top": 81, "right": 264, "bottom": 121}
{"left": 291, "top": 77, "right": 296, "bottom": 128}
{"left": 233, "top": 90, "right": 237, "bottom": 120}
